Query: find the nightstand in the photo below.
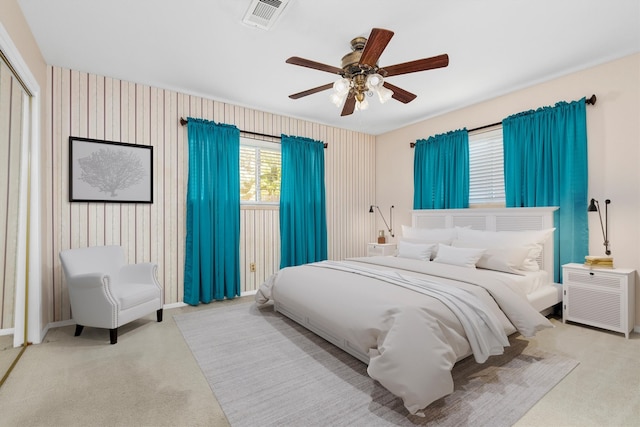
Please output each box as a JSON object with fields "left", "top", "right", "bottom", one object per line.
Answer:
{"left": 367, "top": 243, "right": 397, "bottom": 257}
{"left": 562, "top": 263, "right": 636, "bottom": 338}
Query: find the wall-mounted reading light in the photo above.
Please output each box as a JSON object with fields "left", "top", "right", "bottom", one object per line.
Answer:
{"left": 588, "top": 198, "right": 611, "bottom": 255}
{"left": 369, "top": 205, "right": 394, "bottom": 238}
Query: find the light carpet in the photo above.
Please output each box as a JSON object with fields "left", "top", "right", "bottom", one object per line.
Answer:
{"left": 174, "top": 301, "right": 578, "bottom": 427}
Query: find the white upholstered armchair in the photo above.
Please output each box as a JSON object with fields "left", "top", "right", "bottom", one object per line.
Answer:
{"left": 59, "top": 245, "right": 163, "bottom": 344}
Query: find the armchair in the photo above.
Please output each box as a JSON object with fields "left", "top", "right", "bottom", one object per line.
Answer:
{"left": 59, "top": 245, "right": 163, "bottom": 344}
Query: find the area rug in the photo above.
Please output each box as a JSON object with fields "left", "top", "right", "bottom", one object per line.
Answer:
{"left": 174, "top": 302, "right": 578, "bottom": 427}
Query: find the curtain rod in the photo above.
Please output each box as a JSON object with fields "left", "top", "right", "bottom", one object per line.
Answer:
{"left": 180, "top": 117, "right": 280, "bottom": 139}
{"left": 409, "top": 94, "right": 596, "bottom": 147}
{"left": 180, "top": 117, "right": 328, "bottom": 148}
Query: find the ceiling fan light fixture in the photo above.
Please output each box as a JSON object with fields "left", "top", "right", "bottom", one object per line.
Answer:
{"left": 377, "top": 85, "right": 394, "bottom": 104}
{"left": 366, "top": 73, "right": 384, "bottom": 90}
{"left": 355, "top": 97, "right": 369, "bottom": 111}
{"left": 333, "top": 78, "right": 351, "bottom": 95}
{"left": 330, "top": 91, "right": 347, "bottom": 107}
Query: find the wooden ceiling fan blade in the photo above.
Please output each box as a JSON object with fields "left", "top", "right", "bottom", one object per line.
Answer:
{"left": 341, "top": 96, "right": 356, "bottom": 116}
{"left": 383, "top": 54, "right": 449, "bottom": 77}
{"left": 289, "top": 83, "right": 334, "bottom": 99}
{"left": 359, "top": 28, "right": 394, "bottom": 67}
{"left": 383, "top": 82, "right": 417, "bottom": 104}
{"left": 286, "top": 56, "right": 344, "bottom": 75}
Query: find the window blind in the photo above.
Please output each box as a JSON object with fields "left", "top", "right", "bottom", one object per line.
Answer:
{"left": 468, "top": 127, "right": 505, "bottom": 206}
{"left": 240, "top": 138, "right": 281, "bottom": 203}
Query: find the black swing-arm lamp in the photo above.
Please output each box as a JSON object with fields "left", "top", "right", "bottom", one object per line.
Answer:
{"left": 588, "top": 198, "right": 611, "bottom": 255}
{"left": 369, "top": 205, "right": 394, "bottom": 237}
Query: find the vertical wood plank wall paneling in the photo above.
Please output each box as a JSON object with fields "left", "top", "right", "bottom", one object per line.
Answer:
{"left": 45, "top": 66, "right": 376, "bottom": 322}
{"left": 0, "top": 58, "right": 24, "bottom": 330}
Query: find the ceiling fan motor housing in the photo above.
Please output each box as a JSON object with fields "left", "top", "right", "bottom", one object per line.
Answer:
{"left": 341, "top": 37, "right": 379, "bottom": 77}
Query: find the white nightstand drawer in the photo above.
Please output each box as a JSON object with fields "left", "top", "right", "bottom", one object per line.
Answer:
{"left": 564, "top": 270, "right": 621, "bottom": 290}
{"left": 562, "top": 263, "right": 635, "bottom": 338}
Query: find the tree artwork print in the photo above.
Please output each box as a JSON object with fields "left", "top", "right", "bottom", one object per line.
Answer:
{"left": 78, "top": 148, "right": 146, "bottom": 197}
{"left": 69, "top": 137, "right": 153, "bottom": 203}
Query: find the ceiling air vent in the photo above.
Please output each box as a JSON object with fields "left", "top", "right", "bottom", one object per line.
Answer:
{"left": 242, "top": 0, "right": 290, "bottom": 30}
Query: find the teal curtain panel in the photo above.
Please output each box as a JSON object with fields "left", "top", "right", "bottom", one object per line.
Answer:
{"left": 184, "top": 118, "right": 241, "bottom": 304}
{"left": 503, "top": 98, "right": 589, "bottom": 282}
{"left": 279, "top": 135, "right": 328, "bottom": 268}
{"left": 413, "top": 129, "right": 469, "bottom": 209}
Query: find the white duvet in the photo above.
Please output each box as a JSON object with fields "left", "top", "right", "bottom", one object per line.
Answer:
{"left": 255, "top": 256, "right": 553, "bottom": 415}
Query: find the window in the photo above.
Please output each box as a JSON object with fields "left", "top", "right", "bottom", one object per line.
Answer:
{"left": 240, "top": 137, "right": 281, "bottom": 203}
{"left": 468, "top": 127, "right": 505, "bottom": 206}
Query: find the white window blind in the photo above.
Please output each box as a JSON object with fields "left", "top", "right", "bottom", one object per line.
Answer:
{"left": 468, "top": 127, "right": 505, "bottom": 206}
{"left": 240, "top": 137, "right": 281, "bottom": 203}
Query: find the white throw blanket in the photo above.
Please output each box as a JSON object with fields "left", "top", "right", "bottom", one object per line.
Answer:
{"left": 351, "top": 256, "right": 554, "bottom": 338}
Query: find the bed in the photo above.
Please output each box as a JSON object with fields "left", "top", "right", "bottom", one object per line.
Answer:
{"left": 255, "top": 207, "right": 562, "bottom": 415}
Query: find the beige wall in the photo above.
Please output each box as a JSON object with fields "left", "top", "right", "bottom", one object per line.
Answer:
{"left": 376, "top": 53, "right": 640, "bottom": 326}
{"left": 0, "top": 1, "right": 46, "bottom": 85}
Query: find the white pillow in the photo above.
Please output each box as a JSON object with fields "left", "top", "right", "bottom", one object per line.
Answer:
{"left": 432, "top": 243, "right": 485, "bottom": 268}
{"left": 397, "top": 240, "right": 435, "bottom": 261}
{"left": 455, "top": 227, "right": 555, "bottom": 245}
{"left": 401, "top": 225, "right": 456, "bottom": 244}
{"left": 520, "top": 256, "right": 542, "bottom": 271}
{"left": 400, "top": 226, "right": 457, "bottom": 259}
{"left": 452, "top": 239, "right": 529, "bottom": 275}
{"left": 454, "top": 227, "right": 555, "bottom": 271}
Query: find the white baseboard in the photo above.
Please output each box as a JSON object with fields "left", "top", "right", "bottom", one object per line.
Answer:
{"left": 39, "top": 319, "right": 74, "bottom": 343}
{"left": 46, "top": 319, "right": 75, "bottom": 330}
{"left": 0, "top": 327, "right": 15, "bottom": 337}
{"left": 163, "top": 292, "right": 256, "bottom": 310}
{"left": 38, "top": 294, "right": 258, "bottom": 339}
{"left": 163, "top": 301, "right": 187, "bottom": 310}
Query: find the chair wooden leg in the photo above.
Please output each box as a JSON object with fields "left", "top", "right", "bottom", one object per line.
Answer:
{"left": 157, "top": 308, "right": 163, "bottom": 322}
{"left": 74, "top": 324, "right": 84, "bottom": 337}
{"left": 110, "top": 328, "right": 118, "bottom": 344}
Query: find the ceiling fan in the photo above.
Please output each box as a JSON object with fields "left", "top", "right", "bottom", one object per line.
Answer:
{"left": 286, "top": 28, "right": 449, "bottom": 116}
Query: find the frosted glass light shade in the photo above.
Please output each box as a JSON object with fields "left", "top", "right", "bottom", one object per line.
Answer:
{"left": 333, "top": 78, "right": 351, "bottom": 95}
{"left": 366, "top": 73, "right": 383, "bottom": 90}
{"left": 330, "top": 91, "right": 347, "bottom": 107}
{"left": 377, "top": 85, "right": 394, "bottom": 103}
{"left": 355, "top": 97, "right": 369, "bottom": 111}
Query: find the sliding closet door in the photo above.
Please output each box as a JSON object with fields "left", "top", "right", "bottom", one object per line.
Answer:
{"left": 0, "top": 53, "right": 26, "bottom": 377}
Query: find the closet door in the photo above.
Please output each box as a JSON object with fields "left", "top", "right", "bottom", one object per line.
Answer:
{"left": 0, "top": 53, "right": 26, "bottom": 377}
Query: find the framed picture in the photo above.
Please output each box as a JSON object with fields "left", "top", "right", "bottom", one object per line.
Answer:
{"left": 69, "top": 137, "right": 153, "bottom": 203}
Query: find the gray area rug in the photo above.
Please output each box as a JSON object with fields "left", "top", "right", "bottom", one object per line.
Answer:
{"left": 175, "top": 302, "right": 578, "bottom": 427}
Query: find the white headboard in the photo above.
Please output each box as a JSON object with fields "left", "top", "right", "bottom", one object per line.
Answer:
{"left": 411, "top": 207, "right": 558, "bottom": 275}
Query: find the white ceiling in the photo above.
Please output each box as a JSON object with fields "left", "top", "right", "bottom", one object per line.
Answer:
{"left": 18, "top": 0, "right": 640, "bottom": 135}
